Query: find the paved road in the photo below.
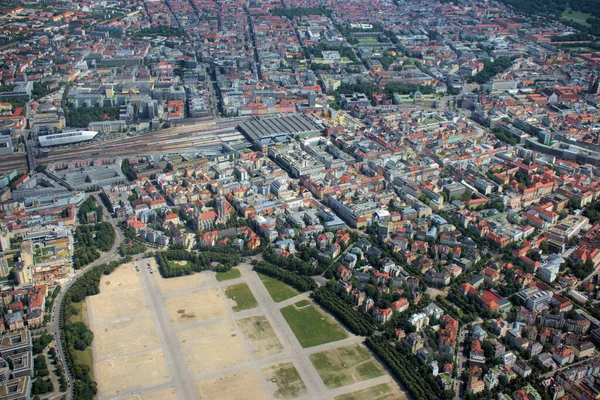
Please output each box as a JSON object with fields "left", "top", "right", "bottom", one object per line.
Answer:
{"left": 133, "top": 259, "right": 198, "bottom": 400}
{"left": 454, "top": 324, "right": 468, "bottom": 399}
{"left": 540, "top": 355, "right": 600, "bottom": 379}
{"left": 49, "top": 196, "right": 124, "bottom": 400}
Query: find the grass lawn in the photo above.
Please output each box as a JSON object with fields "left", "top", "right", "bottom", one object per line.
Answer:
{"left": 74, "top": 348, "right": 94, "bottom": 379}
{"left": 67, "top": 301, "right": 89, "bottom": 325}
{"left": 310, "top": 344, "right": 385, "bottom": 389}
{"left": 280, "top": 301, "right": 348, "bottom": 348}
{"left": 334, "top": 383, "right": 407, "bottom": 400}
{"left": 561, "top": 9, "right": 592, "bottom": 27}
{"left": 258, "top": 273, "right": 300, "bottom": 303}
{"left": 216, "top": 267, "right": 241, "bottom": 282}
{"left": 224, "top": 283, "right": 258, "bottom": 312}
{"left": 262, "top": 362, "right": 307, "bottom": 399}
{"left": 358, "top": 38, "right": 380, "bottom": 44}
{"left": 167, "top": 260, "right": 191, "bottom": 269}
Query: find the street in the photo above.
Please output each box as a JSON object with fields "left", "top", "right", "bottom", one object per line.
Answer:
{"left": 48, "top": 195, "right": 124, "bottom": 400}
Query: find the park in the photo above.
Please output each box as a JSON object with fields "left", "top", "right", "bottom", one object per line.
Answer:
{"left": 81, "top": 258, "right": 406, "bottom": 399}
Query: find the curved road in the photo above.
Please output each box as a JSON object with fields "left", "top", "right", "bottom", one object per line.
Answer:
{"left": 48, "top": 195, "right": 124, "bottom": 400}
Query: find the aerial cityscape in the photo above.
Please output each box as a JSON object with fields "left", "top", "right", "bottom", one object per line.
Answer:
{"left": 0, "top": 0, "right": 600, "bottom": 399}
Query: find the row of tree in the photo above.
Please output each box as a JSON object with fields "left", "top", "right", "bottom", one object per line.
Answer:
{"left": 304, "top": 43, "right": 358, "bottom": 63}
{"left": 65, "top": 104, "right": 120, "bottom": 128}
{"left": 73, "top": 223, "right": 115, "bottom": 269}
{"left": 365, "top": 336, "right": 449, "bottom": 400}
{"left": 119, "top": 240, "right": 147, "bottom": 256}
{"left": 468, "top": 56, "right": 513, "bottom": 84}
{"left": 263, "top": 247, "right": 327, "bottom": 275}
{"left": 270, "top": 6, "right": 331, "bottom": 18}
{"left": 49, "top": 347, "right": 68, "bottom": 392}
{"left": 155, "top": 249, "right": 240, "bottom": 278}
{"left": 312, "top": 286, "right": 375, "bottom": 336}
{"left": 253, "top": 262, "right": 317, "bottom": 292}
{"left": 77, "top": 196, "right": 103, "bottom": 224}
{"left": 121, "top": 158, "right": 138, "bottom": 182}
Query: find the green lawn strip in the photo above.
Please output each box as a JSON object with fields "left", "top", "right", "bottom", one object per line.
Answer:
{"left": 310, "top": 344, "right": 385, "bottom": 389}
{"left": 294, "top": 299, "right": 310, "bottom": 308}
{"left": 258, "top": 272, "right": 300, "bottom": 302}
{"left": 216, "top": 267, "right": 241, "bottom": 282}
{"left": 224, "top": 283, "right": 258, "bottom": 312}
{"left": 280, "top": 303, "right": 348, "bottom": 348}
{"left": 561, "top": 9, "right": 592, "bottom": 26}
{"left": 73, "top": 348, "right": 94, "bottom": 379}
{"left": 67, "top": 301, "right": 89, "bottom": 325}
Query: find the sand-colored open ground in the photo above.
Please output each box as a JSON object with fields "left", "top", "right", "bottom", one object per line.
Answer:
{"left": 262, "top": 362, "right": 307, "bottom": 400}
{"left": 164, "top": 288, "right": 228, "bottom": 324}
{"left": 195, "top": 369, "right": 270, "bottom": 400}
{"left": 87, "top": 258, "right": 405, "bottom": 400}
{"left": 237, "top": 315, "right": 283, "bottom": 359}
{"left": 149, "top": 258, "right": 206, "bottom": 293}
{"left": 95, "top": 348, "right": 171, "bottom": 397}
{"left": 177, "top": 321, "right": 249, "bottom": 375}
{"left": 100, "top": 262, "right": 141, "bottom": 293}
{"left": 93, "top": 314, "right": 160, "bottom": 360}
{"left": 121, "top": 388, "right": 179, "bottom": 400}
{"left": 87, "top": 288, "right": 148, "bottom": 322}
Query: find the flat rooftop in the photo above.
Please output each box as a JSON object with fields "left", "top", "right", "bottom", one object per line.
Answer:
{"left": 237, "top": 114, "right": 321, "bottom": 143}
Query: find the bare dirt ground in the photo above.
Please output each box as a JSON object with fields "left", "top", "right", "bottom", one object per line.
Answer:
{"left": 164, "top": 288, "right": 228, "bottom": 324}
{"left": 88, "top": 259, "right": 407, "bottom": 400}
{"left": 93, "top": 314, "right": 160, "bottom": 361}
{"left": 88, "top": 262, "right": 171, "bottom": 399}
{"left": 100, "top": 262, "right": 141, "bottom": 292}
{"left": 95, "top": 348, "right": 171, "bottom": 397}
{"left": 121, "top": 388, "right": 179, "bottom": 400}
{"left": 87, "top": 288, "right": 148, "bottom": 322}
{"left": 177, "top": 321, "right": 249, "bottom": 375}
{"left": 195, "top": 369, "right": 270, "bottom": 400}
{"left": 149, "top": 258, "right": 206, "bottom": 293}
{"left": 237, "top": 315, "right": 284, "bottom": 360}
{"left": 424, "top": 287, "right": 449, "bottom": 299}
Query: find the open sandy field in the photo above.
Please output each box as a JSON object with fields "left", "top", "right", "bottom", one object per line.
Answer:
{"left": 100, "top": 262, "right": 141, "bottom": 293}
{"left": 150, "top": 258, "right": 206, "bottom": 293}
{"left": 262, "top": 362, "right": 307, "bottom": 400}
{"left": 195, "top": 369, "right": 270, "bottom": 400}
{"left": 121, "top": 388, "right": 179, "bottom": 400}
{"left": 177, "top": 321, "right": 249, "bottom": 375}
{"left": 95, "top": 348, "right": 171, "bottom": 397}
{"left": 164, "top": 288, "right": 228, "bottom": 324}
{"left": 93, "top": 314, "right": 160, "bottom": 361}
{"left": 87, "top": 288, "right": 148, "bottom": 322}
{"left": 237, "top": 315, "right": 283, "bottom": 360}
{"left": 88, "top": 258, "right": 405, "bottom": 400}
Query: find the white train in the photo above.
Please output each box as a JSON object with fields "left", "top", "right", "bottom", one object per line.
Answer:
{"left": 38, "top": 130, "right": 98, "bottom": 147}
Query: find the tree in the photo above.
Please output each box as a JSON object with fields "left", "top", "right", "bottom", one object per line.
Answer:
{"left": 121, "top": 158, "right": 137, "bottom": 181}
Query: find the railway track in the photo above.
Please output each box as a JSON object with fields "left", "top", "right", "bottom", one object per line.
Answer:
{"left": 36, "top": 123, "right": 246, "bottom": 165}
